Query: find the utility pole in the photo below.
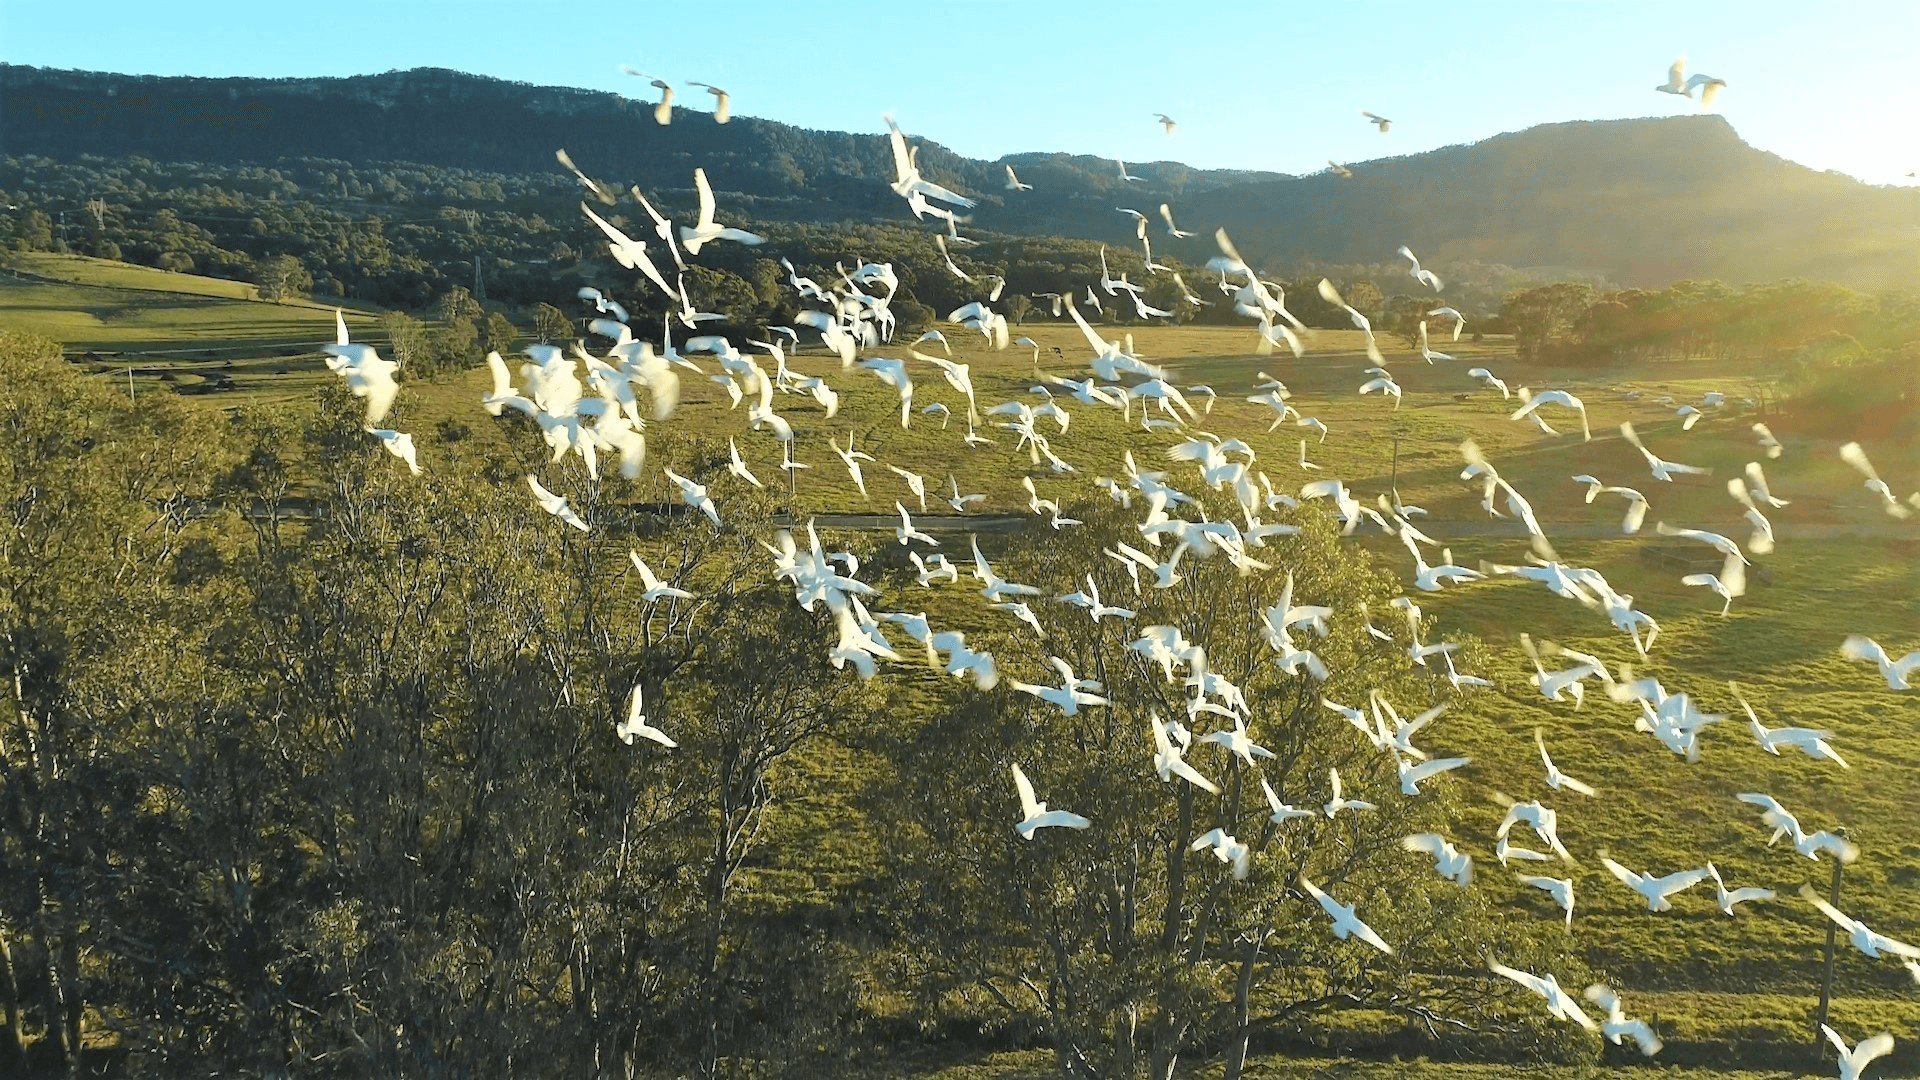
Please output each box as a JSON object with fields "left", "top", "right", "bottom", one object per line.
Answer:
{"left": 1813, "top": 839, "right": 1846, "bottom": 1063}
{"left": 472, "top": 255, "right": 486, "bottom": 303}
{"left": 1389, "top": 430, "right": 1401, "bottom": 494}
{"left": 56, "top": 210, "right": 69, "bottom": 251}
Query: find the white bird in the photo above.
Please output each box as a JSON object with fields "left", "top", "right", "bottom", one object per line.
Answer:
{"left": 1752, "top": 422, "right": 1783, "bottom": 459}
{"left": 685, "top": 80, "right": 730, "bottom": 123}
{"left": 883, "top": 113, "right": 976, "bottom": 212}
{"left": 994, "top": 600, "right": 1046, "bottom": 638}
{"left": 1803, "top": 884, "right": 1920, "bottom": 962}
{"left": 1402, "top": 834, "right": 1472, "bottom": 886}
{"left": 1358, "top": 374, "right": 1403, "bottom": 409}
{"left": 581, "top": 202, "right": 673, "bottom": 295}
{"left": 1299, "top": 875, "right": 1393, "bottom": 954}
{"left": 1736, "top": 688, "right": 1846, "bottom": 766}
{"left": 663, "top": 467, "right": 722, "bottom": 527}
{"left": 1151, "top": 714, "right": 1219, "bottom": 793}
{"left": 1735, "top": 792, "right": 1858, "bottom": 861}
{"left": 1190, "top": 828, "right": 1251, "bottom": 880}
{"left": 1744, "top": 461, "right": 1790, "bottom": 507}
{"left": 893, "top": 502, "right": 937, "bottom": 547}
{"left": 1497, "top": 835, "right": 1554, "bottom": 866}
{"left": 929, "top": 630, "right": 997, "bottom": 688}
{"left": 1704, "top": 862, "right": 1774, "bottom": 916}
{"left": 556, "top": 146, "right": 619, "bottom": 202}
{"left": 322, "top": 309, "right": 400, "bottom": 425}
{"left": 1820, "top": 1025, "right": 1894, "bottom": 1080}
{"left": 1497, "top": 798, "right": 1573, "bottom": 862}
{"left": 629, "top": 186, "right": 685, "bottom": 269}
{"left": 1511, "top": 388, "right": 1591, "bottom": 441}
{"left": 616, "top": 683, "right": 677, "bottom": 748}
{"left": 1153, "top": 112, "right": 1177, "bottom": 136}
{"left": 1323, "top": 767, "right": 1376, "bottom": 818}
{"left": 527, "top": 474, "right": 589, "bottom": 533}
{"left": 945, "top": 475, "right": 985, "bottom": 513}
{"left": 1572, "top": 475, "right": 1650, "bottom": 534}
{"left": 1327, "top": 160, "right": 1354, "bottom": 179}
{"left": 970, "top": 535, "right": 1040, "bottom": 602}
{"left": 1655, "top": 57, "right": 1726, "bottom": 107}
{"left": 1584, "top": 985, "right": 1663, "bottom": 1056}
{"left": 1467, "top": 367, "right": 1509, "bottom": 399}
{"left": 1396, "top": 245, "right": 1442, "bottom": 291}
{"left": 1654, "top": 56, "right": 1690, "bottom": 98}
{"left": 1416, "top": 320, "right": 1453, "bottom": 363}
{"left": 1317, "top": 279, "right": 1384, "bottom": 364}
{"left": 1397, "top": 755, "right": 1470, "bottom": 796}
{"left": 1428, "top": 306, "right": 1466, "bottom": 340}
{"left": 678, "top": 168, "right": 764, "bottom": 255}
{"left": 629, "top": 550, "right": 695, "bottom": 602}
{"left": 1679, "top": 551, "right": 1746, "bottom": 616}
{"left": 1261, "top": 779, "right": 1314, "bottom": 823}
{"left": 1621, "top": 422, "right": 1711, "bottom": 482}
{"left": 1158, "top": 202, "right": 1194, "bottom": 238}
{"left": 619, "top": 70, "right": 675, "bottom": 125}
{"left": 1518, "top": 875, "right": 1576, "bottom": 928}
{"left": 829, "top": 433, "right": 871, "bottom": 498}
{"left": 725, "top": 437, "right": 763, "bottom": 489}
{"left": 482, "top": 350, "right": 536, "bottom": 417}
{"left": 1361, "top": 110, "right": 1392, "bottom": 133}
{"left": 1486, "top": 959, "right": 1597, "bottom": 1030}
{"left": 1115, "top": 157, "right": 1143, "bottom": 183}
{"left": 1840, "top": 441, "right": 1913, "bottom": 518}
{"left": 1655, "top": 521, "right": 1750, "bottom": 564}
{"left": 1197, "top": 714, "right": 1275, "bottom": 766}
{"left": 1535, "top": 729, "right": 1595, "bottom": 795}
{"left": 1004, "top": 164, "right": 1033, "bottom": 191}
{"left": 1057, "top": 574, "right": 1135, "bottom": 623}
{"left": 1600, "top": 857, "right": 1709, "bottom": 912}
{"left": 365, "top": 427, "right": 420, "bottom": 475}
{"left": 1840, "top": 635, "right": 1920, "bottom": 690}
{"left": 1011, "top": 763, "right": 1090, "bottom": 839}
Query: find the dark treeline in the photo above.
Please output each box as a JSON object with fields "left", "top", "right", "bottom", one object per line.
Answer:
{"left": 0, "top": 149, "right": 1597, "bottom": 350}
{"left": 1499, "top": 279, "right": 1920, "bottom": 431}
{"left": 0, "top": 328, "right": 1599, "bottom": 1078}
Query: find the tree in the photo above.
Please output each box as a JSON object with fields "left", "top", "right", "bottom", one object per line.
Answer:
{"left": 1006, "top": 293, "right": 1035, "bottom": 326}
{"left": 483, "top": 310, "right": 518, "bottom": 355}
{"left": 253, "top": 253, "right": 312, "bottom": 302}
{"left": 1503, "top": 283, "right": 1595, "bottom": 361}
{"left": 380, "top": 309, "right": 429, "bottom": 375}
{"left": 680, "top": 264, "right": 762, "bottom": 326}
{"left": 0, "top": 331, "right": 225, "bottom": 1076}
{"left": 533, "top": 302, "right": 574, "bottom": 344}
{"left": 876, "top": 511, "right": 1579, "bottom": 1080}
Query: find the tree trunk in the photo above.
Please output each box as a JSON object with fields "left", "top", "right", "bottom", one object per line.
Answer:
{"left": 0, "top": 927, "right": 22, "bottom": 1064}
{"left": 1221, "top": 929, "right": 1264, "bottom": 1080}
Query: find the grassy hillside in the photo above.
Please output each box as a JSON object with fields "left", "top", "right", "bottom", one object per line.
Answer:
{"left": 0, "top": 251, "right": 382, "bottom": 407}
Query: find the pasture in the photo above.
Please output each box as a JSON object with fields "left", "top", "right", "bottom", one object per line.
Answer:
{"left": 4, "top": 258, "right": 1918, "bottom": 1075}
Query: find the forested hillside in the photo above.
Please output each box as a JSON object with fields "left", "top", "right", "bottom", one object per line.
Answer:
{"left": 4, "top": 65, "right": 1916, "bottom": 291}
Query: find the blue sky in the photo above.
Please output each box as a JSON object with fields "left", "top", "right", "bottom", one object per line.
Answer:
{"left": 4, "top": 0, "right": 1915, "bottom": 185}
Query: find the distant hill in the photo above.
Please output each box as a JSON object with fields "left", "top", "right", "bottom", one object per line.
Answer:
{"left": 3, "top": 65, "right": 1916, "bottom": 291}
{"left": 1176, "top": 115, "right": 1920, "bottom": 291}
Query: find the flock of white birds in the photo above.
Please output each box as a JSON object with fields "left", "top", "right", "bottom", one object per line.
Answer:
{"left": 310, "top": 59, "right": 1920, "bottom": 1076}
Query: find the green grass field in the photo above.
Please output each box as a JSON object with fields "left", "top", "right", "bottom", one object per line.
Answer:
{"left": 5, "top": 260, "right": 1918, "bottom": 1074}
{"left": 0, "top": 251, "right": 385, "bottom": 410}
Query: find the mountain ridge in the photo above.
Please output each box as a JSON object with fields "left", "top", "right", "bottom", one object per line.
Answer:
{"left": 3, "top": 64, "right": 1914, "bottom": 291}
